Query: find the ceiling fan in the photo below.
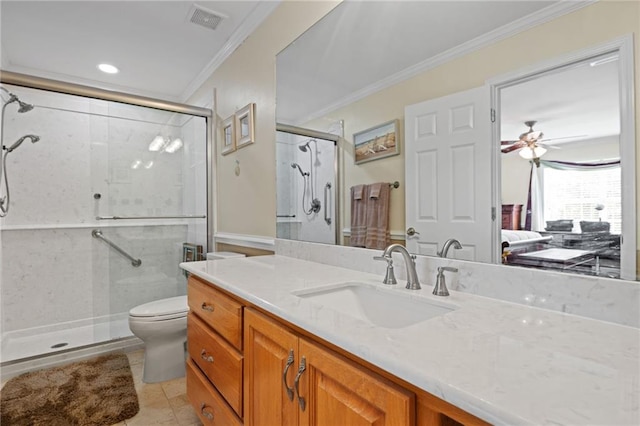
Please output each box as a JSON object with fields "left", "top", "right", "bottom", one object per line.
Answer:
{"left": 501, "top": 120, "right": 584, "bottom": 167}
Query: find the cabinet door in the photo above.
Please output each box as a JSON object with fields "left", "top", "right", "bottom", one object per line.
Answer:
{"left": 244, "top": 308, "right": 299, "bottom": 426}
{"left": 299, "top": 339, "right": 414, "bottom": 426}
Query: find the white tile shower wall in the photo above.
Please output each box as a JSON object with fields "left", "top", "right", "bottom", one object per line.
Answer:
{"left": 276, "top": 133, "right": 335, "bottom": 245}
{"left": 182, "top": 116, "right": 208, "bottom": 249}
{"left": 1, "top": 225, "right": 188, "bottom": 333}
{"left": 275, "top": 239, "right": 640, "bottom": 327}
{"left": 0, "top": 85, "right": 201, "bottom": 335}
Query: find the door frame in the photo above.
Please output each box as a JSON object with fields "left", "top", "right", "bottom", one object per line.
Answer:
{"left": 486, "top": 34, "right": 636, "bottom": 279}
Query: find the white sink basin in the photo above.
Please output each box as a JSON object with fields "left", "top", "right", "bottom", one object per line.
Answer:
{"left": 292, "top": 282, "right": 456, "bottom": 329}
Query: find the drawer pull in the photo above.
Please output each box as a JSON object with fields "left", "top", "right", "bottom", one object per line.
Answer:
{"left": 200, "top": 349, "right": 214, "bottom": 363}
{"left": 201, "top": 302, "right": 215, "bottom": 312}
{"left": 282, "top": 349, "right": 295, "bottom": 401}
{"left": 200, "top": 402, "right": 214, "bottom": 421}
{"left": 294, "top": 356, "right": 306, "bottom": 411}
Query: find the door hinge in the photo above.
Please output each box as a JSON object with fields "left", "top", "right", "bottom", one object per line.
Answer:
{"left": 491, "top": 207, "right": 496, "bottom": 221}
{"left": 490, "top": 108, "right": 496, "bottom": 123}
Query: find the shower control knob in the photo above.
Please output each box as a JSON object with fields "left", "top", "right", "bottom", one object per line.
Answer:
{"left": 94, "top": 193, "right": 102, "bottom": 200}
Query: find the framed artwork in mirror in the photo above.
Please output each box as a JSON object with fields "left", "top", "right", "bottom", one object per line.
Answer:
{"left": 353, "top": 119, "right": 399, "bottom": 165}
{"left": 221, "top": 115, "right": 235, "bottom": 155}
{"left": 235, "top": 103, "right": 256, "bottom": 149}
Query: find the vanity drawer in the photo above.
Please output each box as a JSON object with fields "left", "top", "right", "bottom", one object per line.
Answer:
{"left": 186, "top": 359, "right": 243, "bottom": 426}
{"left": 188, "top": 275, "right": 243, "bottom": 350}
{"left": 188, "top": 313, "right": 243, "bottom": 417}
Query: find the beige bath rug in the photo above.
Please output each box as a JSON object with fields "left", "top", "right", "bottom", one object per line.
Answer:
{"left": 1, "top": 352, "right": 139, "bottom": 426}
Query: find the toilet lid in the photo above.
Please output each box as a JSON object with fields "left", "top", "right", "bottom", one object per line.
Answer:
{"left": 129, "top": 295, "right": 188, "bottom": 318}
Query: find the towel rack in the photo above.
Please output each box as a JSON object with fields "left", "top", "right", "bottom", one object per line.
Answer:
{"left": 389, "top": 181, "right": 400, "bottom": 189}
{"left": 96, "top": 215, "right": 206, "bottom": 220}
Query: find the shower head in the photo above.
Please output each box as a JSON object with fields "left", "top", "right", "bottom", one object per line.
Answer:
{"left": 1, "top": 87, "right": 34, "bottom": 113}
{"left": 291, "top": 162, "right": 308, "bottom": 177}
{"left": 17, "top": 100, "right": 34, "bottom": 113}
{"left": 6, "top": 134, "right": 40, "bottom": 153}
{"left": 298, "top": 139, "right": 316, "bottom": 152}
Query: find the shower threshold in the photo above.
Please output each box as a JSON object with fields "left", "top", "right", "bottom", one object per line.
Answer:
{"left": 1, "top": 313, "right": 133, "bottom": 363}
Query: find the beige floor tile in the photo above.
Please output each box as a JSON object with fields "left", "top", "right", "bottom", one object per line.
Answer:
{"left": 125, "top": 405, "right": 178, "bottom": 426}
{"left": 161, "top": 376, "right": 187, "bottom": 399}
{"left": 126, "top": 349, "right": 145, "bottom": 366}
{"left": 170, "top": 394, "right": 202, "bottom": 426}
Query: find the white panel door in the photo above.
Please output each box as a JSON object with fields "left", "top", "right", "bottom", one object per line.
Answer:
{"left": 405, "top": 86, "right": 493, "bottom": 262}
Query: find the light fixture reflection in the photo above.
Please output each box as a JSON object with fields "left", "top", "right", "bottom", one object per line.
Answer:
{"left": 144, "top": 161, "right": 154, "bottom": 169}
{"left": 148, "top": 135, "right": 166, "bottom": 152}
{"left": 519, "top": 145, "right": 547, "bottom": 160}
{"left": 131, "top": 160, "right": 142, "bottom": 169}
{"left": 164, "top": 138, "right": 183, "bottom": 153}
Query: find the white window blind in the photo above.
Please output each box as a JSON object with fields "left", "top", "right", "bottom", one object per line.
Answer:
{"left": 543, "top": 166, "right": 621, "bottom": 233}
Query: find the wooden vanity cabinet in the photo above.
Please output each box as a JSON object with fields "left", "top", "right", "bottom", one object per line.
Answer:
{"left": 186, "top": 276, "right": 244, "bottom": 424}
{"left": 186, "top": 275, "right": 490, "bottom": 426}
{"left": 244, "top": 308, "right": 413, "bottom": 426}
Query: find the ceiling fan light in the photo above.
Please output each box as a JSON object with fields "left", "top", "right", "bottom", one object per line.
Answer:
{"left": 519, "top": 145, "right": 547, "bottom": 160}
{"left": 164, "top": 137, "right": 183, "bottom": 154}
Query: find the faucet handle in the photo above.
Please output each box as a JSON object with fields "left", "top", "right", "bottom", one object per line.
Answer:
{"left": 438, "top": 266, "right": 458, "bottom": 274}
{"left": 373, "top": 256, "right": 397, "bottom": 285}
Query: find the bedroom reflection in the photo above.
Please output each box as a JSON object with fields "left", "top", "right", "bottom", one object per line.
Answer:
{"left": 499, "top": 54, "right": 622, "bottom": 278}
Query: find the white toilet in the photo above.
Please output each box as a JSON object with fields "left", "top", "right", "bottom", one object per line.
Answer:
{"left": 128, "top": 251, "right": 245, "bottom": 383}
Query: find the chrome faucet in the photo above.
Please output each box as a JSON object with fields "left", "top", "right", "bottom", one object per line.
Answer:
{"left": 433, "top": 266, "right": 458, "bottom": 296}
{"left": 437, "top": 238, "right": 462, "bottom": 258}
{"left": 377, "top": 244, "right": 421, "bottom": 290}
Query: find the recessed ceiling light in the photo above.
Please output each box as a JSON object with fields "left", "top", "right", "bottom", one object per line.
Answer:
{"left": 98, "top": 63, "right": 119, "bottom": 74}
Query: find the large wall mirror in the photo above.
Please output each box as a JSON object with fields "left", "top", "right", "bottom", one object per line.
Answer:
{"left": 275, "top": 1, "right": 637, "bottom": 281}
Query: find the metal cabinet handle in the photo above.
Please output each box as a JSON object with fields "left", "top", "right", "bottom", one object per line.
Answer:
{"left": 294, "top": 356, "right": 306, "bottom": 411}
{"left": 200, "top": 349, "right": 214, "bottom": 363}
{"left": 406, "top": 227, "right": 420, "bottom": 236}
{"left": 324, "top": 183, "right": 332, "bottom": 225}
{"left": 200, "top": 402, "right": 214, "bottom": 421}
{"left": 282, "top": 349, "right": 295, "bottom": 401}
{"left": 201, "top": 302, "right": 214, "bottom": 312}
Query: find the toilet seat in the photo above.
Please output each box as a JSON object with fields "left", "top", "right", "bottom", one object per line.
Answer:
{"left": 129, "top": 295, "right": 188, "bottom": 322}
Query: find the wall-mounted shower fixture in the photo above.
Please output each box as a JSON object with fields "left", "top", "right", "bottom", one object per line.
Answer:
{"left": 5, "top": 134, "right": 39, "bottom": 153}
{"left": 0, "top": 86, "right": 38, "bottom": 217}
{"left": 291, "top": 162, "right": 309, "bottom": 177}
{"left": 1, "top": 87, "right": 34, "bottom": 113}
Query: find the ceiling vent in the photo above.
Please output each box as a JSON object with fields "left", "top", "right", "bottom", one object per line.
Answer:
{"left": 188, "top": 4, "right": 226, "bottom": 31}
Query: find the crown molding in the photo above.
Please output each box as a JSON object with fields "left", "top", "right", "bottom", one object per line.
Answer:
{"left": 181, "top": 0, "right": 281, "bottom": 103}
{"left": 293, "top": 0, "right": 597, "bottom": 126}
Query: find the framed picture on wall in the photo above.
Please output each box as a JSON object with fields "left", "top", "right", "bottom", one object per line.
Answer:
{"left": 235, "top": 103, "right": 255, "bottom": 149}
{"left": 221, "top": 115, "right": 235, "bottom": 155}
{"left": 353, "top": 119, "right": 400, "bottom": 165}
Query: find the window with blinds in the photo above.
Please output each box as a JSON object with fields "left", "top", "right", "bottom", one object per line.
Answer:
{"left": 543, "top": 166, "right": 622, "bottom": 233}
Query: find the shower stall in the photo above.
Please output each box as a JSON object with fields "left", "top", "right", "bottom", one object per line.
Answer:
{"left": 276, "top": 125, "right": 338, "bottom": 244}
{"left": 0, "top": 76, "right": 210, "bottom": 367}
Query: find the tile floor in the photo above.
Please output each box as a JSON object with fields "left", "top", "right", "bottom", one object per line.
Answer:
{"left": 112, "top": 350, "right": 202, "bottom": 426}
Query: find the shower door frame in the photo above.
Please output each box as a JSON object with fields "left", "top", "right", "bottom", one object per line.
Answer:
{"left": 0, "top": 70, "right": 215, "bottom": 249}
{"left": 276, "top": 123, "right": 341, "bottom": 244}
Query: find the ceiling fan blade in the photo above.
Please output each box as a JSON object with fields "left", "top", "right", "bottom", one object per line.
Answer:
{"left": 501, "top": 140, "right": 519, "bottom": 145}
{"left": 542, "top": 134, "right": 589, "bottom": 143}
{"left": 501, "top": 141, "right": 525, "bottom": 153}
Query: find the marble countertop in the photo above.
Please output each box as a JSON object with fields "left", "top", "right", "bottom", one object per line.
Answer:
{"left": 180, "top": 255, "right": 639, "bottom": 425}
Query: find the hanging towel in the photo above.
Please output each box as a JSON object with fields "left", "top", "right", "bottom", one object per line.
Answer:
{"left": 365, "top": 183, "right": 391, "bottom": 249}
{"left": 350, "top": 185, "right": 367, "bottom": 247}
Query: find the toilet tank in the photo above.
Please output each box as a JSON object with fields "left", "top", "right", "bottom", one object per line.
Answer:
{"left": 206, "top": 251, "right": 246, "bottom": 260}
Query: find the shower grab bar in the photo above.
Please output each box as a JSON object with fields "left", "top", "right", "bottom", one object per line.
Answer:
{"left": 91, "top": 229, "right": 142, "bottom": 267}
{"left": 324, "top": 183, "right": 332, "bottom": 225}
{"left": 96, "top": 215, "right": 206, "bottom": 220}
